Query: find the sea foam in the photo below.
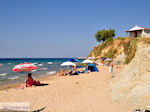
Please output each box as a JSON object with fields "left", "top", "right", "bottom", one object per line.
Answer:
{"left": 47, "top": 62, "right": 53, "bottom": 64}
{"left": 38, "top": 63, "right": 43, "bottom": 66}
{"left": 46, "top": 71, "right": 56, "bottom": 75}
{"left": 31, "top": 69, "right": 38, "bottom": 72}
{"left": 41, "top": 68, "right": 48, "bottom": 70}
{"left": 0, "top": 73, "right": 8, "bottom": 76}
{"left": 33, "top": 62, "right": 38, "bottom": 65}
{"left": 8, "top": 76, "right": 19, "bottom": 80}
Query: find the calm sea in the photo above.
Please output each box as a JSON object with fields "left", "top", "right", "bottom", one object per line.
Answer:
{"left": 0, "top": 58, "right": 82, "bottom": 85}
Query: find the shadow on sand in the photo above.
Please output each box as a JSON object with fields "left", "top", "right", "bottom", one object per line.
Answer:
{"left": 35, "top": 84, "right": 49, "bottom": 86}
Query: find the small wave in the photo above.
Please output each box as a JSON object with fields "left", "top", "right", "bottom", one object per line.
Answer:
{"left": 33, "top": 63, "right": 38, "bottom": 65}
{"left": 31, "top": 69, "right": 38, "bottom": 72}
{"left": 38, "top": 64, "right": 43, "bottom": 66}
{"left": 8, "top": 76, "right": 19, "bottom": 80}
{"left": 46, "top": 71, "right": 56, "bottom": 75}
{"left": 40, "top": 68, "right": 48, "bottom": 70}
{"left": 47, "top": 62, "right": 53, "bottom": 64}
{"left": 0, "top": 73, "right": 8, "bottom": 76}
{"left": 8, "top": 63, "right": 12, "bottom": 64}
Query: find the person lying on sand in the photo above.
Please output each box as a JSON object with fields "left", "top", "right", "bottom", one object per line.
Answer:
{"left": 65, "top": 70, "right": 80, "bottom": 76}
{"left": 18, "top": 73, "right": 41, "bottom": 89}
{"left": 67, "top": 71, "right": 73, "bottom": 75}
{"left": 26, "top": 73, "right": 41, "bottom": 87}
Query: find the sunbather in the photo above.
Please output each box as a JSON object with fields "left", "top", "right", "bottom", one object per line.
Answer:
{"left": 57, "top": 69, "right": 65, "bottom": 76}
{"left": 17, "top": 73, "right": 41, "bottom": 89}
{"left": 26, "top": 73, "right": 41, "bottom": 87}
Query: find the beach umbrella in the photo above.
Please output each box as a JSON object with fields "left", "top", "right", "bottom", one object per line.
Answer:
{"left": 68, "top": 58, "right": 80, "bottom": 62}
{"left": 105, "top": 58, "right": 112, "bottom": 61}
{"left": 12, "top": 63, "right": 38, "bottom": 72}
{"left": 101, "top": 57, "right": 107, "bottom": 60}
{"left": 60, "top": 61, "right": 76, "bottom": 66}
{"left": 87, "top": 57, "right": 96, "bottom": 60}
{"left": 82, "top": 59, "right": 93, "bottom": 64}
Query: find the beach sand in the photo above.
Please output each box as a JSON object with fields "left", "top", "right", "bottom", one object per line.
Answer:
{"left": 0, "top": 65, "right": 133, "bottom": 112}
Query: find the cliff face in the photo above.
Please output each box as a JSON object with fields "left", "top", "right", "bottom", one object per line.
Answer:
{"left": 110, "top": 39, "right": 150, "bottom": 108}
{"left": 88, "top": 38, "right": 137, "bottom": 64}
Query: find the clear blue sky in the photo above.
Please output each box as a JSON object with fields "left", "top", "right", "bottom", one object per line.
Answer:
{"left": 0, "top": 0, "right": 150, "bottom": 58}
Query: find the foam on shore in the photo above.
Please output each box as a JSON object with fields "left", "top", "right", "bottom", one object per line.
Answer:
{"left": 0, "top": 73, "right": 8, "bottom": 76}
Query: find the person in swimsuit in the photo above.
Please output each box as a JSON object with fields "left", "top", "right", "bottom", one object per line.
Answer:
{"left": 26, "top": 73, "right": 41, "bottom": 87}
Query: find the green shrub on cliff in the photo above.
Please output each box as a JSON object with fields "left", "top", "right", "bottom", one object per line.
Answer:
{"left": 88, "top": 37, "right": 114, "bottom": 57}
{"left": 88, "top": 37, "right": 138, "bottom": 64}
{"left": 104, "top": 48, "right": 117, "bottom": 59}
{"left": 106, "top": 49, "right": 117, "bottom": 59}
{"left": 101, "top": 37, "right": 114, "bottom": 48}
{"left": 124, "top": 39, "right": 137, "bottom": 64}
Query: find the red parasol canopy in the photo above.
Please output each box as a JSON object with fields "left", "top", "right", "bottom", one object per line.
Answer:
{"left": 12, "top": 63, "right": 38, "bottom": 72}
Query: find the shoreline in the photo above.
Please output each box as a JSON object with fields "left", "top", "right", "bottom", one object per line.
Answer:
{"left": 0, "top": 64, "right": 122, "bottom": 91}
{"left": 0, "top": 74, "right": 58, "bottom": 91}
{"left": 0, "top": 67, "right": 76, "bottom": 91}
{"left": 0, "top": 64, "right": 124, "bottom": 91}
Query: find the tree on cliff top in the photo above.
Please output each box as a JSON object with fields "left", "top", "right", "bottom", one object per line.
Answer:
{"left": 95, "top": 29, "right": 115, "bottom": 42}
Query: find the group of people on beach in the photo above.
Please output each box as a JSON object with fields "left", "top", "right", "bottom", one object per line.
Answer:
{"left": 19, "top": 64, "right": 91, "bottom": 88}
{"left": 57, "top": 66, "right": 81, "bottom": 76}
{"left": 20, "top": 67, "right": 82, "bottom": 88}
{"left": 57, "top": 63, "right": 99, "bottom": 76}
{"left": 20, "top": 58, "right": 117, "bottom": 88}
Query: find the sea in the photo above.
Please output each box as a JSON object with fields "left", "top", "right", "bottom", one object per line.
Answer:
{"left": 0, "top": 58, "right": 83, "bottom": 85}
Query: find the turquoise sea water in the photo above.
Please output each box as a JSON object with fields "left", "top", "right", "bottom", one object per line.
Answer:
{"left": 0, "top": 58, "right": 82, "bottom": 85}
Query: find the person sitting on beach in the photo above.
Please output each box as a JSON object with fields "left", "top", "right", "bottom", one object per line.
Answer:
{"left": 57, "top": 69, "right": 66, "bottom": 76}
{"left": 66, "top": 70, "right": 79, "bottom": 76}
{"left": 26, "top": 73, "right": 41, "bottom": 87}
{"left": 73, "top": 66, "right": 77, "bottom": 72}
{"left": 67, "top": 70, "right": 73, "bottom": 75}
{"left": 17, "top": 73, "right": 41, "bottom": 89}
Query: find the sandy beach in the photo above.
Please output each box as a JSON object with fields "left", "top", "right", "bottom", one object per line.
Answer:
{"left": 1, "top": 0, "right": 149, "bottom": 111}
{"left": 0, "top": 65, "right": 133, "bottom": 112}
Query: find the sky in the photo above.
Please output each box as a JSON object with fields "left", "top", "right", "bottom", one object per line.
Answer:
{"left": 0, "top": 0, "right": 150, "bottom": 58}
